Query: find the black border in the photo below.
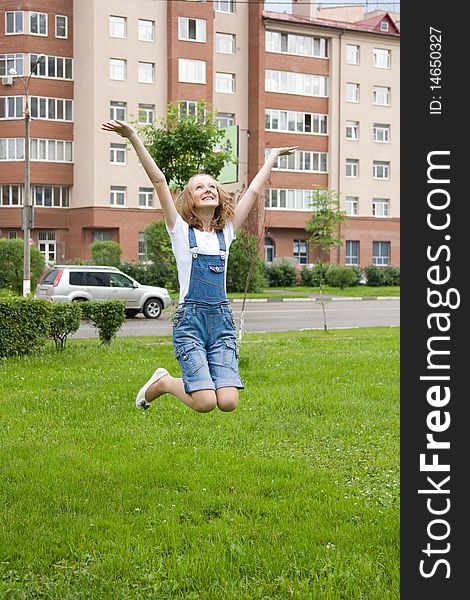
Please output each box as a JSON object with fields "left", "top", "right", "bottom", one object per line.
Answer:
{"left": 401, "top": 3, "right": 467, "bottom": 597}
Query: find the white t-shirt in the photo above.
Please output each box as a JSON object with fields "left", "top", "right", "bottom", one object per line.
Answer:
{"left": 166, "top": 213, "right": 236, "bottom": 304}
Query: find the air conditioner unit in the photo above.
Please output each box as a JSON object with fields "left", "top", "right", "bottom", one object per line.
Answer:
{"left": 2, "top": 76, "right": 14, "bottom": 86}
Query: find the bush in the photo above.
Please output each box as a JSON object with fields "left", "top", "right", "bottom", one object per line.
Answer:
{"left": 144, "top": 220, "right": 178, "bottom": 290}
{"left": 90, "top": 241, "right": 122, "bottom": 267}
{"left": 381, "top": 266, "right": 400, "bottom": 286}
{"left": 227, "top": 230, "right": 266, "bottom": 293}
{"left": 325, "top": 266, "right": 359, "bottom": 289}
{"left": 80, "top": 300, "right": 126, "bottom": 345}
{"left": 119, "top": 261, "right": 175, "bottom": 290}
{"left": 265, "top": 260, "right": 297, "bottom": 287}
{"left": 49, "top": 302, "right": 82, "bottom": 351}
{"left": 0, "top": 238, "right": 45, "bottom": 294}
{"left": 363, "top": 265, "right": 383, "bottom": 286}
{"left": 0, "top": 297, "right": 51, "bottom": 359}
{"left": 300, "top": 263, "right": 330, "bottom": 287}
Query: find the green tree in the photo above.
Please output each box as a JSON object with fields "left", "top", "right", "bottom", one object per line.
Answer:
{"left": 90, "top": 241, "right": 122, "bottom": 267}
{"left": 227, "top": 230, "right": 266, "bottom": 294}
{"left": 137, "top": 101, "right": 238, "bottom": 189}
{"left": 305, "top": 187, "right": 347, "bottom": 331}
{"left": 144, "top": 220, "right": 178, "bottom": 290}
{"left": 0, "top": 238, "right": 45, "bottom": 295}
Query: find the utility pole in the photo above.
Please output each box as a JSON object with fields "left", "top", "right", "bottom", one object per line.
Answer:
{"left": 9, "top": 54, "right": 45, "bottom": 296}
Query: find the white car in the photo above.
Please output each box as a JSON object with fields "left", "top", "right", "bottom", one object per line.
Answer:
{"left": 35, "top": 265, "right": 172, "bottom": 319}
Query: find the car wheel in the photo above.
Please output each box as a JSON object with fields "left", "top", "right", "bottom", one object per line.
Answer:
{"left": 125, "top": 309, "right": 139, "bottom": 318}
{"left": 143, "top": 298, "right": 163, "bottom": 319}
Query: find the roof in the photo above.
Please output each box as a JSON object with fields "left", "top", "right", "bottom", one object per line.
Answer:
{"left": 263, "top": 10, "right": 400, "bottom": 37}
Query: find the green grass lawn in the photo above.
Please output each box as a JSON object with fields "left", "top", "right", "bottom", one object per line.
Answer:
{"left": 266, "top": 286, "right": 400, "bottom": 298}
{"left": 0, "top": 328, "right": 399, "bottom": 599}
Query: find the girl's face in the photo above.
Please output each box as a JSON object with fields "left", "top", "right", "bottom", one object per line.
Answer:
{"left": 191, "top": 175, "right": 220, "bottom": 210}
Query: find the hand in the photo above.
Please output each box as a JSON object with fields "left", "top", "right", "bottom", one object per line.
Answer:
{"left": 269, "top": 146, "right": 299, "bottom": 157}
{"left": 101, "top": 119, "right": 136, "bottom": 139}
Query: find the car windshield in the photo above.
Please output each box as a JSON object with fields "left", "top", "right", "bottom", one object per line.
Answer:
{"left": 39, "top": 268, "right": 60, "bottom": 285}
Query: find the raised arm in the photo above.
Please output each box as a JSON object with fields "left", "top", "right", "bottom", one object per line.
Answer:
{"left": 101, "top": 120, "right": 178, "bottom": 230}
{"left": 231, "top": 146, "right": 298, "bottom": 233}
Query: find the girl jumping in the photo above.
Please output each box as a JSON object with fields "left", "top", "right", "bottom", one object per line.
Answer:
{"left": 102, "top": 119, "right": 297, "bottom": 414}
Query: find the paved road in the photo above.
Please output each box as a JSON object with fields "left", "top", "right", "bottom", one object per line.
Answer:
{"left": 72, "top": 298, "right": 399, "bottom": 339}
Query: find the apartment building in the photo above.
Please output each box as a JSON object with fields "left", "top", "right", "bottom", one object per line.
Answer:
{"left": 0, "top": 1, "right": 400, "bottom": 268}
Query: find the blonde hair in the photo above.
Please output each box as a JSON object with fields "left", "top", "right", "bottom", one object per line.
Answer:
{"left": 178, "top": 174, "right": 235, "bottom": 231}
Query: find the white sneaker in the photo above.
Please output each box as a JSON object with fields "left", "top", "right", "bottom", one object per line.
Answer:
{"left": 135, "top": 367, "right": 169, "bottom": 410}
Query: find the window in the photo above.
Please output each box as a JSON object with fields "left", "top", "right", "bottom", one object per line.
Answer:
{"left": 346, "top": 44, "right": 359, "bottom": 65}
{"left": 8, "top": 231, "right": 18, "bottom": 239}
{"left": 110, "top": 58, "right": 126, "bottom": 80}
{"left": 138, "top": 62, "right": 154, "bottom": 84}
{"left": 345, "top": 159, "right": 359, "bottom": 178}
{"left": 374, "top": 86, "right": 390, "bottom": 106}
{"left": 138, "top": 19, "right": 154, "bottom": 42}
{"left": 139, "top": 187, "right": 154, "bottom": 208}
{"left": 92, "top": 230, "right": 112, "bottom": 242}
{"left": 0, "top": 54, "right": 24, "bottom": 76}
{"left": 0, "top": 184, "right": 22, "bottom": 206}
{"left": 271, "top": 150, "right": 328, "bottom": 173}
{"left": 373, "top": 161, "right": 390, "bottom": 179}
{"left": 38, "top": 231, "right": 56, "bottom": 264}
{"left": 265, "top": 188, "right": 313, "bottom": 211}
{"left": 109, "top": 16, "right": 126, "bottom": 38}
{"left": 345, "top": 196, "right": 358, "bottom": 216}
{"left": 138, "top": 233, "right": 147, "bottom": 261}
{"left": 30, "top": 12, "right": 47, "bottom": 36}
{"left": 373, "top": 123, "right": 390, "bottom": 143}
{"left": 372, "top": 241, "right": 390, "bottom": 266}
{"left": 216, "top": 0, "right": 235, "bottom": 13}
{"left": 30, "top": 54, "right": 72, "bottom": 80}
{"left": 179, "top": 101, "right": 206, "bottom": 121}
{"left": 346, "top": 82, "right": 359, "bottom": 102}
{"left": 265, "top": 238, "right": 275, "bottom": 263}
{"left": 216, "top": 32, "right": 236, "bottom": 54}
{"left": 138, "top": 104, "right": 155, "bottom": 124}
{"left": 55, "top": 15, "right": 67, "bottom": 38}
{"left": 5, "top": 11, "right": 23, "bottom": 34}
{"left": 372, "top": 198, "right": 390, "bottom": 217}
{"left": 0, "top": 138, "right": 24, "bottom": 160}
{"left": 110, "top": 143, "right": 126, "bottom": 164}
{"left": 346, "top": 121, "right": 359, "bottom": 140}
{"left": 30, "top": 139, "right": 73, "bottom": 162}
{"left": 215, "top": 72, "right": 235, "bottom": 93}
{"left": 110, "top": 101, "right": 126, "bottom": 121}
{"left": 265, "top": 70, "right": 328, "bottom": 97}
{"left": 178, "top": 59, "right": 206, "bottom": 83}
{"left": 0, "top": 96, "right": 24, "bottom": 119}
{"left": 293, "top": 240, "right": 308, "bottom": 264}
{"left": 30, "top": 97, "right": 73, "bottom": 121}
{"left": 216, "top": 113, "right": 235, "bottom": 127}
{"left": 110, "top": 186, "right": 126, "bottom": 207}
{"left": 380, "top": 21, "right": 390, "bottom": 32}
{"left": 265, "top": 31, "right": 328, "bottom": 58}
{"left": 178, "top": 17, "right": 206, "bottom": 42}
{"left": 345, "top": 241, "right": 359, "bottom": 266}
{"left": 265, "top": 109, "right": 327, "bottom": 135}
{"left": 374, "top": 48, "right": 391, "bottom": 69}
{"left": 33, "top": 186, "right": 70, "bottom": 208}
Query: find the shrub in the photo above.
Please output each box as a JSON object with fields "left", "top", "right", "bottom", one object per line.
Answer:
{"left": 227, "top": 230, "right": 266, "bottom": 293}
{"left": 0, "top": 297, "right": 51, "bottom": 359}
{"left": 49, "top": 302, "right": 82, "bottom": 351}
{"left": 0, "top": 238, "right": 45, "bottom": 294}
{"left": 381, "top": 266, "right": 400, "bottom": 286}
{"left": 300, "top": 263, "right": 330, "bottom": 287}
{"left": 265, "top": 260, "right": 297, "bottom": 288}
{"left": 363, "top": 265, "right": 383, "bottom": 286}
{"left": 144, "top": 220, "right": 178, "bottom": 290}
{"left": 90, "top": 241, "right": 122, "bottom": 267}
{"left": 325, "top": 266, "right": 358, "bottom": 289}
{"left": 119, "top": 261, "right": 175, "bottom": 290}
{"left": 80, "top": 300, "right": 126, "bottom": 345}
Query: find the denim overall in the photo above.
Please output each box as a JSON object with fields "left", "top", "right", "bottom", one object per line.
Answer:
{"left": 172, "top": 226, "right": 244, "bottom": 394}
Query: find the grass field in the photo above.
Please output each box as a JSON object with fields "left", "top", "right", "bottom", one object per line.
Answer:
{"left": 0, "top": 328, "right": 399, "bottom": 599}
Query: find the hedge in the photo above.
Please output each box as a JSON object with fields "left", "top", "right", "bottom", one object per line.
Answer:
{"left": 0, "top": 297, "right": 51, "bottom": 359}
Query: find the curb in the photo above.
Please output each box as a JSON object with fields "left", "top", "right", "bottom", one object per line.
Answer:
{"left": 230, "top": 296, "right": 400, "bottom": 303}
